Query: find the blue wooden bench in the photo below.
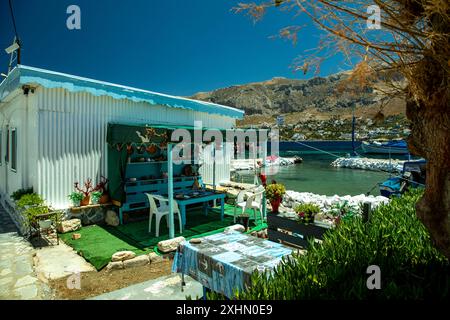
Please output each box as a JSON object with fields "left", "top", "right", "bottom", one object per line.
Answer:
{"left": 118, "top": 176, "right": 204, "bottom": 224}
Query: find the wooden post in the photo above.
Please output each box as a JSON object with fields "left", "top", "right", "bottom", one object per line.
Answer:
{"left": 261, "top": 131, "right": 267, "bottom": 220}
{"left": 212, "top": 143, "right": 217, "bottom": 207}
{"left": 362, "top": 202, "right": 371, "bottom": 223}
{"left": 213, "top": 143, "right": 216, "bottom": 191}
{"left": 168, "top": 143, "right": 175, "bottom": 238}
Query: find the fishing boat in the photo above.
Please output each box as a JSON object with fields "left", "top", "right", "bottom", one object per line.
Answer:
{"left": 361, "top": 140, "right": 409, "bottom": 155}
{"left": 379, "top": 160, "right": 426, "bottom": 198}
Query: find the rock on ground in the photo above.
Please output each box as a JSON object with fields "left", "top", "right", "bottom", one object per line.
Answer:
{"left": 111, "top": 251, "right": 136, "bottom": 262}
{"left": 224, "top": 224, "right": 246, "bottom": 233}
{"left": 57, "top": 219, "right": 81, "bottom": 233}
{"left": 105, "top": 210, "right": 119, "bottom": 227}
{"left": 106, "top": 261, "right": 124, "bottom": 271}
{"left": 157, "top": 237, "right": 185, "bottom": 253}
{"left": 148, "top": 252, "right": 164, "bottom": 264}
{"left": 123, "top": 255, "right": 149, "bottom": 268}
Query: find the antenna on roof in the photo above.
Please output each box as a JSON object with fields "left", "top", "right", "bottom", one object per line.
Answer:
{"left": 5, "top": 37, "right": 21, "bottom": 75}
{"left": 3, "top": 0, "right": 21, "bottom": 77}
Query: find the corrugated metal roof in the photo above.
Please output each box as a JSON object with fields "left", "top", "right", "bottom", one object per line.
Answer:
{"left": 0, "top": 65, "right": 244, "bottom": 119}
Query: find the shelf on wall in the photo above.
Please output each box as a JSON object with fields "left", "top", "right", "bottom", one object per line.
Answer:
{"left": 128, "top": 161, "right": 167, "bottom": 165}
{"left": 125, "top": 176, "right": 200, "bottom": 185}
{"left": 128, "top": 160, "right": 202, "bottom": 165}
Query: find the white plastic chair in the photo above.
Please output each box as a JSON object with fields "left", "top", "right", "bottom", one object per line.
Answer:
{"left": 234, "top": 186, "right": 265, "bottom": 223}
{"left": 146, "top": 194, "right": 182, "bottom": 237}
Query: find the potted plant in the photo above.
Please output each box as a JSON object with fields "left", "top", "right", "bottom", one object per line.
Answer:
{"left": 90, "top": 191, "right": 102, "bottom": 205}
{"left": 94, "top": 176, "right": 110, "bottom": 204}
{"left": 265, "top": 182, "right": 286, "bottom": 213}
{"left": 329, "top": 201, "right": 358, "bottom": 225}
{"left": 68, "top": 192, "right": 84, "bottom": 207}
{"left": 74, "top": 178, "right": 94, "bottom": 206}
{"left": 294, "top": 203, "right": 321, "bottom": 224}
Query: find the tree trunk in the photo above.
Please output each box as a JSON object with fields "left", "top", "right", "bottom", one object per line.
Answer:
{"left": 406, "top": 96, "right": 450, "bottom": 259}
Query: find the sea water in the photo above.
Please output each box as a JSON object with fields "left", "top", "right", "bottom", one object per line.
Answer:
{"left": 233, "top": 141, "right": 412, "bottom": 196}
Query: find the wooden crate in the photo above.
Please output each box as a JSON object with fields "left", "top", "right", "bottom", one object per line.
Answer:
{"left": 267, "top": 213, "right": 332, "bottom": 249}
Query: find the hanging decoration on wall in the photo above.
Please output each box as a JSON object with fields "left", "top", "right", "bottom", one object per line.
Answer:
{"left": 116, "top": 143, "right": 123, "bottom": 152}
{"left": 126, "top": 143, "right": 134, "bottom": 155}
{"left": 138, "top": 144, "right": 146, "bottom": 154}
{"left": 159, "top": 140, "right": 168, "bottom": 148}
{"left": 146, "top": 144, "right": 158, "bottom": 154}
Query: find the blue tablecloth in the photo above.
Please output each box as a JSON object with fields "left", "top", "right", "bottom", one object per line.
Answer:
{"left": 172, "top": 230, "right": 292, "bottom": 298}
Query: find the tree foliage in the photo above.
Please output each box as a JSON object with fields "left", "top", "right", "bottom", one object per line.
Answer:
{"left": 235, "top": 0, "right": 450, "bottom": 259}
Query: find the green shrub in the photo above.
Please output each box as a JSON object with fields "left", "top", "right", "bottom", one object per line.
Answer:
{"left": 11, "top": 187, "right": 34, "bottom": 201}
{"left": 294, "top": 203, "right": 321, "bottom": 223}
{"left": 231, "top": 189, "right": 449, "bottom": 300}
{"left": 23, "top": 206, "right": 50, "bottom": 226}
{"left": 329, "top": 200, "right": 360, "bottom": 221}
{"left": 16, "top": 193, "right": 45, "bottom": 209}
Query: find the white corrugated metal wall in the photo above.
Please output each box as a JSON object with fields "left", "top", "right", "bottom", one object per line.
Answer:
{"left": 34, "top": 87, "right": 234, "bottom": 208}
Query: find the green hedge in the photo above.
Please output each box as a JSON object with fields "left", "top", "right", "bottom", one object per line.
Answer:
{"left": 231, "top": 190, "right": 449, "bottom": 300}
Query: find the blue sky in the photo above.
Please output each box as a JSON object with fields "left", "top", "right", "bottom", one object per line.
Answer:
{"left": 0, "top": 0, "right": 348, "bottom": 96}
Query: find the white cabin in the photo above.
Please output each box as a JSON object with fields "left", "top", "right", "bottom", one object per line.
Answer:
{"left": 0, "top": 65, "right": 244, "bottom": 210}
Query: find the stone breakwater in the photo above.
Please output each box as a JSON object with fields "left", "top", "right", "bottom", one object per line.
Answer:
{"left": 331, "top": 157, "right": 405, "bottom": 173}
{"left": 282, "top": 190, "right": 390, "bottom": 214}
{"left": 231, "top": 157, "right": 298, "bottom": 171}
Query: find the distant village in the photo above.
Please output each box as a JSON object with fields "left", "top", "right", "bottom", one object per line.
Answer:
{"left": 245, "top": 115, "right": 410, "bottom": 141}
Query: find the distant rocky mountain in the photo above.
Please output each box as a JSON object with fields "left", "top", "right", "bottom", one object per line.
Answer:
{"left": 191, "top": 72, "right": 404, "bottom": 118}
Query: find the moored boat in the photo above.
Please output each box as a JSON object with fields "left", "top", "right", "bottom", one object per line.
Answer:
{"left": 379, "top": 160, "right": 426, "bottom": 198}
{"left": 361, "top": 140, "right": 409, "bottom": 155}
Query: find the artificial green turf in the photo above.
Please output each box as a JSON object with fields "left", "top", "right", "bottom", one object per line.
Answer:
{"left": 60, "top": 205, "right": 264, "bottom": 270}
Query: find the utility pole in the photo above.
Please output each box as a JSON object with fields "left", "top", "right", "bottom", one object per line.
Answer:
{"left": 351, "top": 106, "right": 357, "bottom": 157}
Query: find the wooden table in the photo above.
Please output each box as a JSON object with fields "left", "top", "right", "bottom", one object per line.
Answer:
{"left": 174, "top": 191, "right": 226, "bottom": 227}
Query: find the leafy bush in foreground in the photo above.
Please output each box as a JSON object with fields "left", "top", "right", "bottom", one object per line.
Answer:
{"left": 11, "top": 187, "right": 34, "bottom": 201}
{"left": 234, "top": 190, "right": 449, "bottom": 300}
{"left": 16, "top": 193, "right": 45, "bottom": 209}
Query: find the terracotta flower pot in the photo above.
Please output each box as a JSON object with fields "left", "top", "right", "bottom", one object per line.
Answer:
{"left": 80, "top": 195, "right": 90, "bottom": 206}
{"left": 270, "top": 198, "right": 282, "bottom": 213}
{"left": 99, "top": 193, "right": 110, "bottom": 204}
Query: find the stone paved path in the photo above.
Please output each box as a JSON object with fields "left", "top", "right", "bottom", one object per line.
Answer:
{"left": 0, "top": 206, "right": 51, "bottom": 300}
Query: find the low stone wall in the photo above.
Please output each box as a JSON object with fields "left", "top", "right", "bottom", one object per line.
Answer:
{"left": 1, "top": 197, "right": 29, "bottom": 236}
{"left": 105, "top": 252, "right": 165, "bottom": 271}
{"left": 231, "top": 157, "right": 299, "bottom": 171}
{"left": 66, "top": 205, "right": 111, "bottom": 226}
{"left": 282, "top": 190, "right": 389, "bottom": 215}
{"left": 331, "top": 157, "right": 404, "bottom": 173}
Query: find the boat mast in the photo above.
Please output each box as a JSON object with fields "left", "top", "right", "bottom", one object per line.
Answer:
{"left": 351, "top": 107, "right": 357, "bottom": 156}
